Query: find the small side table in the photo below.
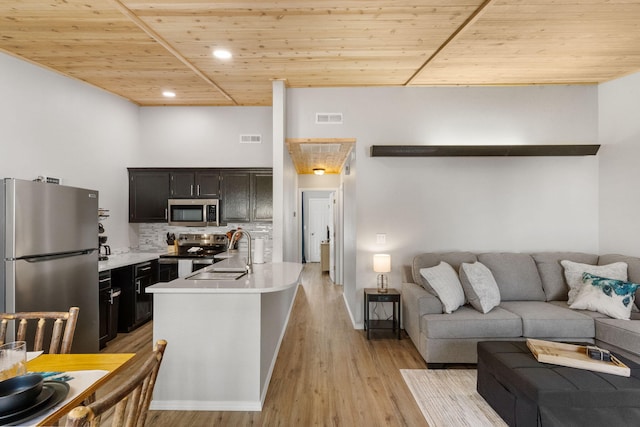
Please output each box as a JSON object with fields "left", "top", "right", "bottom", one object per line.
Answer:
{"left": 364, "top": 288, "right": 401, "bottom": 340}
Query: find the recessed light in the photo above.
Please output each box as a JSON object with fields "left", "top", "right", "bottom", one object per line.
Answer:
{"left": 213, "top": 49, "right": 232, "bottom": 59}
{"left": 162, "top": 91, "right": 176, "bottom": 98}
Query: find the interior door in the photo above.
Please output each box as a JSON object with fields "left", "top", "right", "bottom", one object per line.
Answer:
{"left": 307, "top": 198, "right": 330, "bottom": 262}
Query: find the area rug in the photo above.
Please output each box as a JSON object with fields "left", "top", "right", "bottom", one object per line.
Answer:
{"left": 401, "top": 369, "right": 507, "bottom": 427}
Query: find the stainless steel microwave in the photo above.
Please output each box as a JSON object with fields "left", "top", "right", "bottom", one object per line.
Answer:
{"left": 168, "top": 199, "right": 219, "bottom": 227}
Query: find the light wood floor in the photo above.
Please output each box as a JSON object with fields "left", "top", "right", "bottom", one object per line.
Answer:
{"left": 101, "top": 263, "right": 428, "bottom": 426}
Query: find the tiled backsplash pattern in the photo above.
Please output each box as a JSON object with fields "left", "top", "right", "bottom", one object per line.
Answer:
{"left": 137, "top": 222, "right": 273, "bottom": 261}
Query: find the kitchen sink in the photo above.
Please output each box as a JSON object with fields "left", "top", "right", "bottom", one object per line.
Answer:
{"left": 187, "top": 268, "right": 247, "bottom": 281}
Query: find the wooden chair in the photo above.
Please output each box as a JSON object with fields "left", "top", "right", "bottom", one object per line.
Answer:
{"left": 65, "top": 339, "right": 168, "bottom": 427}
{"left": 0, "top": 307, "right": 80, "bottom": 354}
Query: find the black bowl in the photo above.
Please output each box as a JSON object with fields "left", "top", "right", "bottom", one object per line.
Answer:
{"left": 0, "top": 374, "right": 44, "bottom": 415}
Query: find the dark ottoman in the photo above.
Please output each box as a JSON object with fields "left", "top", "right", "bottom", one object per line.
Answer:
{"left": 477, "top": 341, "right": 640, "bottom": 427}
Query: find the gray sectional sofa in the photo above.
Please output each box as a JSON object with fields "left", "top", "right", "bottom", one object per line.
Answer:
{"left": 401, "top": 252, "right": 640, "bottom": 367}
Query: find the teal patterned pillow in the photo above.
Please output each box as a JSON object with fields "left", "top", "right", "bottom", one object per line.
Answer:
{"left": 569, "top": 273, "right": 640, "bottom": 320}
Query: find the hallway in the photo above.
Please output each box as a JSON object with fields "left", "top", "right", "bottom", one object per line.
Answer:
{"left": 105, "top": 263, "right": 428, "bottom": 426}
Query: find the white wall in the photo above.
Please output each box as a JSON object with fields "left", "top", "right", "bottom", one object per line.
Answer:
{"left": 288, "top": 86, "right": 600, "bottom": 326}
{"left": 2, "top": 53, "right": 275, "bottom": 253}
{"left": 598, "top": 72, "right": 640, "bottom": 256}
{"left": 0, "top": 53, "right": 138, "bottom": 252}
{"left": 136, "top": 106, "right": 272, "bottom": 167}
{"left": 298, "top": 174, "right": 340, "bottom": 189}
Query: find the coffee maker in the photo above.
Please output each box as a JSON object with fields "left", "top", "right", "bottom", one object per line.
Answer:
{"left": 98, "top": 209, "right": 111, "bottom": 261}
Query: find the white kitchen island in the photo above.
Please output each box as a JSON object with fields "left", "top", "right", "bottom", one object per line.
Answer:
{"left": 146, "top": 258, "right": 302, "bottom": 411}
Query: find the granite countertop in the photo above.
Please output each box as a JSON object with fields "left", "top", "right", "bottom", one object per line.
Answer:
{"left": 147, "top": 255, "right": 302, "bottom": 294}
{"left": 98, "top": 251, "right": 165, "bottom": 272}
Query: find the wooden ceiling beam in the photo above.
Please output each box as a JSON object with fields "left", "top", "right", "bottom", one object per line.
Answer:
{"left": 108, "top": 0, "right": 237, "bottom": 105}
{"left": 404, "top": 0, "right": 496, "bottom": 86}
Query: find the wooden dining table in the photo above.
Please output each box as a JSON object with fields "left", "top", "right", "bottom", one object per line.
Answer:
{"left": 25, "top": 353, "right": 135, "bottom": 426}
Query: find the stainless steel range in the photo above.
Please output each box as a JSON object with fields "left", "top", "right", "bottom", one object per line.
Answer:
{"left": 158, "top": 233, "right": 228, "bottom": 280}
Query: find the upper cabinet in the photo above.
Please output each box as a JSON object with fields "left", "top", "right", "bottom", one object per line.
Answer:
{"left": 196, "top": 170, "right": 222, "bottom": 198}
{"left": 252, "top": 172, "right": 273, "bottom": 222}
{"left": 170, "top": 170, "right": 220, "bottom": 198}
{"left": 220, "top": 169, "right": 272, "bottom": 223}
{"left": 129, "top": 168, "right": 271, "bottom": 224}
{"left": 220, "top": 171, "right": 251, "bottom": 223}
{"left": 128, "top": 169, "right": 170, "bottom": 223}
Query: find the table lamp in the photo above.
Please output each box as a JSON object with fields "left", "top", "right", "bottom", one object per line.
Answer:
{"left": 373, "top": 254, "right": 391, "bottom": 293}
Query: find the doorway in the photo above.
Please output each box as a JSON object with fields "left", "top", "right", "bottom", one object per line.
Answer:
{"left": 299, "top": 186, "right": 343, "bottom": 284}
{"left": 307, "top": 197, "right": 331, "bottom": 262}
{"left": 301, "top": 191, "right": 333, "bottom": 263}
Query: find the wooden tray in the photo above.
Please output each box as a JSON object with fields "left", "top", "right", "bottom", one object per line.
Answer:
{"left": 526, "top": 338, "right": 630, "bottom": 377}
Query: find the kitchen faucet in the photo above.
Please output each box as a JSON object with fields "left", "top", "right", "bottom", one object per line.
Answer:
{"left": 230, "top": 229, "right": 253, "bottom": 274}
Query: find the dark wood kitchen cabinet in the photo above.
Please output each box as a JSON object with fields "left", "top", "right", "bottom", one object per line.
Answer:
{"left": 220, "top": 169, "right": 273, "bottom": 223}
{"left": 98, "top": 270, "right": 111, "bottom": 349}
{"left": 220, "top": 171, "right": 251, "bottom": 222}
{"left": 252, "top": 172, "right": 273, "bottom": 221}
{"left": 170, "top": 170, "right": 220, "bottom": 198}
{"left": 169, "top": 171, "right": 195, "bottom": 198}
{"left": 128, "top": 169, "right": 170, "bottom": 222}
{"left": 128, "top": 167, "right": 271, "bottom": 224}
{"left": 113, "top": 260, "right": 158, "bottom": 333}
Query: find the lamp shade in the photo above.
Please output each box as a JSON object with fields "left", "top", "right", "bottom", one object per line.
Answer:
{"left": 373, "top": 254, "right": 391, "bottom": 273}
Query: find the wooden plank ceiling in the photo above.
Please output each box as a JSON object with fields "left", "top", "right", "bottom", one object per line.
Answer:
{"left": 286, "top": 139, "right": 356, "bottom": 175}
{"left": 2, "top": 1, "right": 640, "bottom": 107}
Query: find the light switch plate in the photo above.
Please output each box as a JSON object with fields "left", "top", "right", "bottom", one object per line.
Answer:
{"left": 376, "top": 234, "right": 386, "bottom": 244}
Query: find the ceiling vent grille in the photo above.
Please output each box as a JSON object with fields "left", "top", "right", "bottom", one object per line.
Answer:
{"left": 300, "top": 143, "right": 341, "bottom": 154}
{"left": 239, "top": 134, "right": 262, "bottom": 144}
{"left": 315, "top": 113, "right": 343, "bottom": 124}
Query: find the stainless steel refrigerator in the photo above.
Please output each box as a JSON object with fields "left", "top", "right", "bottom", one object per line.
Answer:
{"left": 1, "top": 178, "right": 99, "bottom": 353}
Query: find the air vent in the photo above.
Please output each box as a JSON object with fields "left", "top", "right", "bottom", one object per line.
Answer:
{"left": 239, "top": 134, "right": 262, "bottom": 144}
{"left": 300, "top": 143, "right": 341, "bottom": 154}
{"left": 315, "top": 113, "right": 343, "bottom": 124}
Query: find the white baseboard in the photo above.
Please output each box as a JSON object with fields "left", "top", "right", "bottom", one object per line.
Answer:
{"left": 343, "top": 291, "right": 364, "bottom": 329}
{"left": 150, "top": 399, "right": 262, "bottom": 411}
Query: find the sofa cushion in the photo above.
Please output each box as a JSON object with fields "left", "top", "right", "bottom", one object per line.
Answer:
{"left": 599, "top": 254, "right": 640, "bottom": 311}
{"left": 419, "top": 262, "right": 466, "bottom": 314}
{"left": 412, "top": 252, "right": 477, "bottom": 291}
{"left": 420, "top": 305, "right": 522, "bottom": 339}
{"left": 560, "top": 260, "right": 628, "bottom": 305}
{"left": 500, "top": 301, "right": 595, "bottom": 338}
{"left": 570, "top": 273, "right": 639, "bottom": 320}
{"left": 532, "top": 252, "right": 598, "bottom": 301}
{"left": 547, "top": 300, "right": 608, "bottom": 319}
{"left": 477, "top": 253, "right": 546, "bottom": 301}
{"left": 596, "top": 317, "right": 640, "bottom": 357}
{"left": 459, "top": 262, "right": 501, "bottom": 314}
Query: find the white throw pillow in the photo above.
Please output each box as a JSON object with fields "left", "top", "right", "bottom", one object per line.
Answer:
{"left": 459, "top": 262, "right": 501, "bottom": 314}
{"left": 560, "top": 260, "right": 627, "bottom": 304}
{"left": 570, "top": 273, "right": 639, "bottom": 320}
{"left": 420, "top": 262, "right": 465, "bottom": 314}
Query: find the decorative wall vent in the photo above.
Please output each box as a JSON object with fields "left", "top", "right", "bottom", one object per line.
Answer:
{"left": 315, "top": 113, "right": 343, "bottom": 124}
{"left": 240, "top": 134, "right": 262, "bottom": 144}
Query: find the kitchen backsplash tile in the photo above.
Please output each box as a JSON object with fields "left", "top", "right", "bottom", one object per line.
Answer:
{"left": 137, "top": 222, "right": 273, "bottom": 261}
